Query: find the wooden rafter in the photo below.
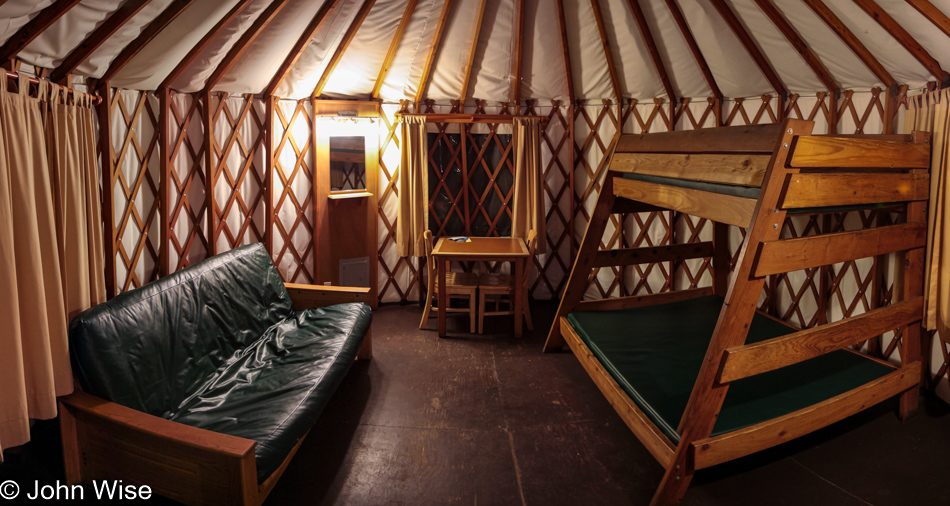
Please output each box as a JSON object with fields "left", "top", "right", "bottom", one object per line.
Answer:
{"left": 852, "top": 0, "right": 949, "bottom": 81}
{"left": 98, "top": 0, "right": 195, "bottom": 83}
{"left": 265, "top": 0, "right": 343, "bottom": 97}
{"left": 372, "top": 0, "right": 419, "bottom": 99}
{"left": 753, "top": 0, "right": 837, "bottom": 93}
{"left": 589, "top": 0, "right": 622, "bottom": 101}
{"left": 802, "top": 0, "right": 895, "bottom": 88}
{"left": 203, "top": 0, "right": 292, "bottom": 93}
{"left": 556, "top": 0, "right": 575, "bottom": 101}
{"left": 510, "top": 0, "right": 525, "bottom": 105}
{"left": 625, "top": 0, "right": 675, "bottom": 103}
{"left": 157, "top": 0, "right": 253, "bottom": 91}
{"left": 311, "top": 0, "right": 378, "bottom": 98}
{"left": 708, "top": 0, "right": 787, "bottom": 98}
{"left": 907, "top": 0, "right": 950, "bottom": 38}
{"left": 458, "top": 0, "right": 489, "bottom": 106}
{"left": 0, "top": 0, "right": 82, "bottom": 66}
{"left": 664, "top": 0, "right": 720, "bottom": 99}
{"left": 51, "top": 0, "right": 154, "bottom": 84}
{"left": 414, "top": 0, "right": 453, "bottom": 105}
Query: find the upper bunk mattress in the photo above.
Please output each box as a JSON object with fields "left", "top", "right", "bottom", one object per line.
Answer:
{"left": 567, "top": 295, "right": 893, "bottom": 442}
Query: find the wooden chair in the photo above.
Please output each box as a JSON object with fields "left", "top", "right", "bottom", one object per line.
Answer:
{"left": 420, "top": 230, "right": 479, "bottom": 333}
{"left": 477, "top": 230, "right": 537, "bottom": 334}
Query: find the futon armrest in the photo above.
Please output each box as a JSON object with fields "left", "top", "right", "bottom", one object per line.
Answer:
{"left": 59, "top": 391, "right": 258, "bottom": 505}
{"left": 285, "top": 283, "right": 374, "bottom": 310}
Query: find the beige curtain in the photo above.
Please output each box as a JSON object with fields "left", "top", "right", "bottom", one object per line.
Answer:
{"left": 511, "top": 116, "right": 546, "bottom": 254}
{"left": 0, "top": 75, "right": 105, "bottom": 455}
{"left": 49, "top": 87, "right": 107, "bottom": 320}
{"left": 397, "top": 116, "right": 428, "bottom": 257}
{"left": 905, "top": 89, "right": 950, "bottom": 341}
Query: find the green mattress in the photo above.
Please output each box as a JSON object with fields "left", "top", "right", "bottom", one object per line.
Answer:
{"left": 619, "top": 172, "right": 894, "bottom": 215}
{"left": 567, "top": 295, "right": 893, "bottom": 442}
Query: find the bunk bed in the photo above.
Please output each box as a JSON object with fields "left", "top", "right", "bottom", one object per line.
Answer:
{"left": 543, "top": 119, "right": 931, "bottom": 505}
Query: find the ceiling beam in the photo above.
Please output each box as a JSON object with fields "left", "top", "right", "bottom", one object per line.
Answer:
{"left": 907, "top": 0, "right": 950, "bottom": 38}
{"left": 802, "top": 0, "right": 895, "bottom": 88}
{"left": 0, "top": 0, "right": 82, "bottom": 66}
{"left": 458, "top": 0, "right": 488, "bottom": 105}
{"left": 265, "top": 0, "right": 343, "bottom": 98}
{"left": 588, "top": 0, "right": 622, "bottom": 102}
{"left": 204, "top": 0, "right": 292, "bottom": 93}
{"left": 555, "top": 0, "right": 575, "bottom": 102}
{"left": 510, "top": 0, "right": 525, "bottom": 105}
{"left": 753, "top": 0, "right": 837, "bottom": 93}
{"left": 625, "top": 0, "right": 675, "bottom": 103}
{"left": 158, "top": 0, "right": 253, "bottom": 92}
{"left": 665, "top": 0, "right": 720, "bottom": 99}
{"left": 98, "top": 0, "right": 195, "bottom": 83}
{"left": 311, "top": 0, "right": 377, "bottom": 98}
{"left": 852, "top": 0, "right": 949, "bottom": 81}
{"left": 371, "top": 0, "right": 419, "bottom": 99}
{"left": 51, "top": 0, "right": 155, "bottom": 84}
{"left": 414, "top": 0, "right": 453, "bottom": 105}
{"left": 708, "top": 0, "right": 787, "bottom": 98}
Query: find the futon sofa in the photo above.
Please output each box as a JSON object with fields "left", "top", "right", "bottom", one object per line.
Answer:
{"left": 58, "top": 243, "right": 373, "bottom": 506}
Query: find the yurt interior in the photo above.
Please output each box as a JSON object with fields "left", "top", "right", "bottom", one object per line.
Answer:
{"left": 3, "top": 0, "right": 950, "bottom": 504}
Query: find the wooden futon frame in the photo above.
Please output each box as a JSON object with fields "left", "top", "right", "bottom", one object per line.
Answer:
{"left": 544, "top": 119, "right": 931, "bottom": 504}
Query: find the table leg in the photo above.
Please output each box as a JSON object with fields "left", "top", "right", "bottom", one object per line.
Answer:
{"left": 438, "top": 257, "right": 447, "bottom": 337}
{"left": 513, "top": 258, "right": 523, "bottom": 338}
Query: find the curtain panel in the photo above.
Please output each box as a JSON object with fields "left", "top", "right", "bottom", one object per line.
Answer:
{"left": 511, "top": 116, "right": 546, "bottom": 254}
{"left": 905, "top": 89, "right": 950, "bottom": 342}
{"left": 0, "top": 75, "right": 105, "bottom": 455}
{"left": 397, "top": 116, "right": 428, "bottom": 257}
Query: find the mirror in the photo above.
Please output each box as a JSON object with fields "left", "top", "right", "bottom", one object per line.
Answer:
{"left": 329, "top": 136, "right": 366, "bottom": 192}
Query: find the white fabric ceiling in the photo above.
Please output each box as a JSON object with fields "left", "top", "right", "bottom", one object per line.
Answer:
{"left": 1, "top": 0, "right": 948, "bottom": 101}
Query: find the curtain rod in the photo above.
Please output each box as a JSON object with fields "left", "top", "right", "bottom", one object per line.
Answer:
{"left": 397, "top": 113, "right": 549, "bottom": 124}
{"left": 4, "top": 71, "right": 102, "bottom": 105}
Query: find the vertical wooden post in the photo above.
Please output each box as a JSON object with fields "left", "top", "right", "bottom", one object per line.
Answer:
{"left": 569, "top": 100, "right": 576, "bottom": 259}
{"left": 818, "top": 214, "right": 832, "bottom": 326}
{"left": 461, "top": 116, "right": 471, "bottom": 236}
{"left": 828, "top": 90, "right": 838, "bottom": 135}
{"left": 712, "top": 222, "right": 728, "bottom": 296}
{"left": 158, "top": 87, "right": 171, "bottom": 277}
{"left": 900, "top": 176, "right": 926, "bottom": 419}
{"left": 264, "top": 96, "right": 275, "bottom": 256}
{"left": 203, "top": 90, "right": 217, "bottom": 256}
{"left": 97, "top": 82, "right": 117, "bottom": 298}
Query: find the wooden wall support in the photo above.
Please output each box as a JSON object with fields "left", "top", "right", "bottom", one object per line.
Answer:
{"left": 50, "top": 0, "right": 154, "bottom": 84}
{"left": 99, "top": 0, "right": 196, "bottom": 84}
{"left": 98, "top": 83, "right": 117, "bottom": 299}
{"left": 158, "top": 87, "right": 171, "bottom": 277}
{"left": 0, "top": 0, "right": 82, "bottom": 67}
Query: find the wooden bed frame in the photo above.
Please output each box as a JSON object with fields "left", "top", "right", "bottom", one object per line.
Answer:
{"left": 58, "top": 284, "right": 373, "bottom": 506}
{"left": 543, "top": 120, "right": 931, "bottom": 505}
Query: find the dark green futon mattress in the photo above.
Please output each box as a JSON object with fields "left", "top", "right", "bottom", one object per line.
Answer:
{"left": 567, "top": 295, "right": 893, "bottom": 442}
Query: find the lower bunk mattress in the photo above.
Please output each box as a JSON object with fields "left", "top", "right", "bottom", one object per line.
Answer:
{"left": 567, "top": 295, "right": 894, "bottom": 442}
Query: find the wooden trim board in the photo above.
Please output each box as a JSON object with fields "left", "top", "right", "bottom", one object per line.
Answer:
{"left": 613, "top": 177, "right": 756, "bottom": 228}
{"left": 610, "top": 152, "right": 770, "bottom": 187}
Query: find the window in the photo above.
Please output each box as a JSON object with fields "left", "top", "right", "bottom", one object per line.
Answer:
{"left": 427, "top": 124, "right": 514, "bottom": 237}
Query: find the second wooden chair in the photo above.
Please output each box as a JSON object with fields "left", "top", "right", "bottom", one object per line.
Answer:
{"left": 419, "top": 230, "right": 479, "bottom": 333}
{"left": 477, "top": 230, "right": 537, "bottom": 334}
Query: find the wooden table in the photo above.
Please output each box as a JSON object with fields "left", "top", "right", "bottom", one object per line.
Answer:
{"left": 432, "top": 237, "right": 530, "bottom": 338}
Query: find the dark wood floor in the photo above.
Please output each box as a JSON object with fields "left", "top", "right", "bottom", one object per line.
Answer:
{"left": 3, "top": 301, "right": 949, "bottom": 505}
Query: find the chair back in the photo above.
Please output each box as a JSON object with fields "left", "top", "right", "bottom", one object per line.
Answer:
{"left": 424, "top": 230, "right": 435, "bottom": 284}
{"left": 523, "top": 229, "right": 538, "bottom": 290}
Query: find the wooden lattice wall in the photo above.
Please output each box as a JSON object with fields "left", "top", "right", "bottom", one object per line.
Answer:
{"left": 97, "top": 87, "right": 950, "bottom": 399}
